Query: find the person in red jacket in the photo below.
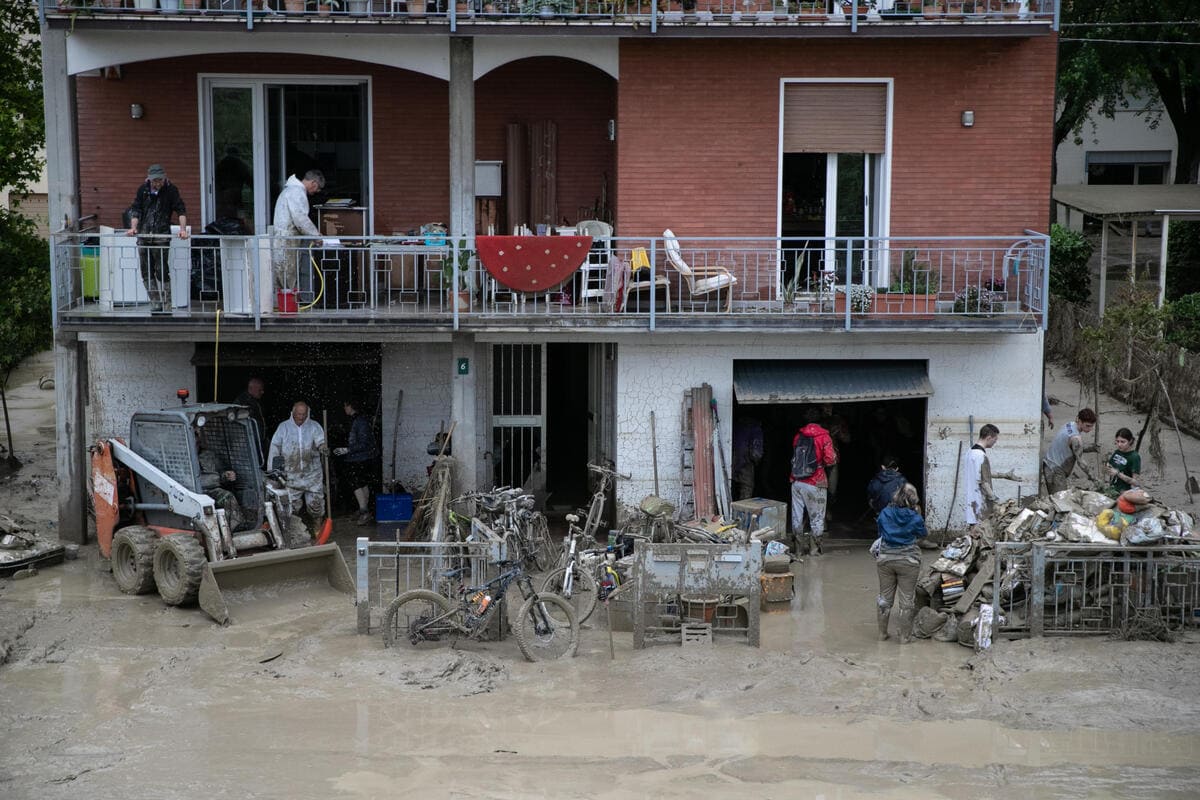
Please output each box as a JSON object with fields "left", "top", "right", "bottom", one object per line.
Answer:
{"left": 789, "top": 409, "right": 839, "bottom": 556}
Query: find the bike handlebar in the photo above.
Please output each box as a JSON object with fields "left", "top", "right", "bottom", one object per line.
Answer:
{"left": 587, "top": 463, "right": 630, "bottom": 480}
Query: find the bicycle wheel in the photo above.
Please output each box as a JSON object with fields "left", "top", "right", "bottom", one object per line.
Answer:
{"left": 514, "top": 592, "right": 579, "bottom": 661}
{"left": 382, "top": 589, "right": 458, "bottom": 648}
{"left": 540, "top": 564, "right": 598, "bottom": 625}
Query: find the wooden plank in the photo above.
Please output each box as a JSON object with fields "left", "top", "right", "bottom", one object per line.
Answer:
{"left": 952, "top": 553, "right": 994, "bottom": 615}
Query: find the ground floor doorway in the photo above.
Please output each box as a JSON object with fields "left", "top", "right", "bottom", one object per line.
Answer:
{"left": 194, "top": 341, "right": 382, "bottom": 514}
{"left": 733, "top": 360, "right": 930, "bottom": 539}
{"left": 490, "top": 342, "right": 615, "bottom": 513}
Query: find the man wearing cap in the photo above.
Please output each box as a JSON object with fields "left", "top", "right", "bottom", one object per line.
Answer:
{"left": 271, "top": 169, "right": 325, "bottom": 296}
{"left": 127, "top": 164, "right": 188, "bottom": 314}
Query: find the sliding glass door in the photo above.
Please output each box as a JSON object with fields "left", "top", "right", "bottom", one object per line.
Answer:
{"left": 201, "top": 77, "right": 370, "bottom": 234}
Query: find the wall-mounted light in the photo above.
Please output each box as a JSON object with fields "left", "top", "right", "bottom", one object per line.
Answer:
{"left": 130, "top": 103, "right": 144, "bottom": 120}
{"left": 607, "top": 119, "right": 615, "bottom": 141}
{"left": 961, "top": 110, "right": 975, "bottom": 128}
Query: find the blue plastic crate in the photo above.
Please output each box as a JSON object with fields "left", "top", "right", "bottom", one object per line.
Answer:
{"left": 376, "top": 493, "right": 413, "bottom": 522}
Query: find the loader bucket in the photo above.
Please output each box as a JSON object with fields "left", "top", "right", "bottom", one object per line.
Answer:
{"left": 198, "top": 544, "right": 354, "bottom": 625}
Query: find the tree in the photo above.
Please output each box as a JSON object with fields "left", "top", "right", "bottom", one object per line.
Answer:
{"left": 0, "top": 1, "right": 47, "bottom": 468}
{"left": 1057, "top": 1, "right": 1200, "bottom": 184}
{"left": 0, "top": 210, "right": 52, "bottom": 468}
{"left": 0, "top": 0, "right": 45, "bottom": 196}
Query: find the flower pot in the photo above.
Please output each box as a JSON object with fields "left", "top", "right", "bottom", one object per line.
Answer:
{"left": 921, "top": 0, "right": 942, "bottom": 18}
{"left": 946, "top": 0, "right": 964, "bottom": 17}
{"left": 454, "top": 290, "right": 471, "bottom": 313}
{"left": 346, "top": 0, "right": 368, "bottom": 12}
{"left": 407, "top": 0, "right": 425, "bottom": 15}
{"left": 284, "top": 0, "right": 305, "bottom": 10}
{"left": 182, "top": 0, "right": 201, "bottom": 10}
{"left": 317, "top": 3, "right": 333, "bottom": 16}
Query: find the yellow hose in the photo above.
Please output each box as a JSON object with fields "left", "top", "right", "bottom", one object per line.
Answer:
{"left": 298, "top": 251, "right": 325, "bottom": 311}
{"left": 213, "top": 309, "right": 221, "bottom": 401}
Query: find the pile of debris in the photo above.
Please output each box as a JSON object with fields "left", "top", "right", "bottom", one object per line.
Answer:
{"left": 911, "top": 489, "right": 1197, "bottom": 647}
{"left": 0, "top": 513, "right": 67, "bottom": 578}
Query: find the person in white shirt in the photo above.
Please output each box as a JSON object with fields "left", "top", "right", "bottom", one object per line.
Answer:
{"left": 270, "top": 170, "right": 324, "bottom": 293}
{"left": 964, "top": 424, "right": 999, "bottom": 530}
{"left": 268, "top": 401, "right": 328, "bottom": 527}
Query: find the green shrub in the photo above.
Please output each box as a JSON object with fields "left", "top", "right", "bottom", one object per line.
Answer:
{"left": 0, "top": 210, "right": 52, "bottom": 379}
{"left": 1166, "top": 292, "right": 1200, "bottom": 353}
{"left": 1049, "top": 223, "right": 1092, "bottom": 305}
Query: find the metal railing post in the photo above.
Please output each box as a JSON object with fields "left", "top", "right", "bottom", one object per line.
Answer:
{"left": 1030, "top": 542, "right": 1045, "bottom": 637}
{"left": 649, "top": 238, "right": 657, "bottom": 331}
{"left": 251, "top": 235, "right": 261, "bottom": 331}
{"left": 843, "top": 238, "right": 852, "bottom": 331}
{"left": 356, "top": 536, "right": 370, "bottom": 634}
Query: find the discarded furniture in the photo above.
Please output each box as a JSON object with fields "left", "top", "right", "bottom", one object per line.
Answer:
{"left": 663, "top": 228, "right": 737, "bottom": 312}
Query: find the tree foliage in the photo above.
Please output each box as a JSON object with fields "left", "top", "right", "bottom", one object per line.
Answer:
{"left": 1049, "top": 223, "right": 1092, "bottom": 305}
{"left": 1057, "top": 1, "right": 1200, "bottom": 183}
{"left": 0, "top": 210, "right": 52, "bottom": 382}
{"left": 0, "top": 0, "right": 45, "bottom": 196}
{"left": 1166, "top": 293, "right": 1200, "bottom": 353}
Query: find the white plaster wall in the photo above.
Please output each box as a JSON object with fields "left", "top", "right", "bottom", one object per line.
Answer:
{"left": 381, "top": 341, "right": 453, "bottom": 494}
{"left": 83, "top": 339, "right": 196, "bottom": 440}
{"left": 615, "top": 332, "right": 1045, "bottom": 533}
{"left": 1056, "top": 99, "right": 1178, "bottom": 186}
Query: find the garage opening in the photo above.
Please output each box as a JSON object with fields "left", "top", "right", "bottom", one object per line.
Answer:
{"left": 733, "top": 360, "right": 931, "bottom": 539}
{"left": 194, "top": 342, "right": 382, "bottom": 514}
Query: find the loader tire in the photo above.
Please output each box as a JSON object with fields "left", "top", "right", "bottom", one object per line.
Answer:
{"left": 284, "top": 514, "right": 312, "bottom": 549}
{"left": 111, "top": 526, "right": 158, "bottom": 595}
{"left": 153, "top": 534, "right": 207, "bottom": 606}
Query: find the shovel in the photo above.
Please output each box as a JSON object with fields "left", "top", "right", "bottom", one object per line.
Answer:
{"left": 316, "top": 408, "right": 334, "bottom": 545}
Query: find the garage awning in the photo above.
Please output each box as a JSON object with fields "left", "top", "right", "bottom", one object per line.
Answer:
{"left": 734, "top": 360, "right": 932, "bottom": 404}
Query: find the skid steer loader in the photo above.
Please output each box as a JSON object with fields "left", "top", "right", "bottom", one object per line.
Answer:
{"left": 89, "top": 397, "right": 353, "bottom": 624}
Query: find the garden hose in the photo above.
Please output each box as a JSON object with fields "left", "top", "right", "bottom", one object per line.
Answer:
{"left": 298, "top": 251, "right": 326, "bottom": 311}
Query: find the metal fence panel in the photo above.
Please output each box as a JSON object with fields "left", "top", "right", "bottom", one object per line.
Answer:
{"left": 993, "top": 542, "right": 1200, "bottom": 637}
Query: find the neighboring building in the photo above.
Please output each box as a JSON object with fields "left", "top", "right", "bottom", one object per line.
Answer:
{"left": 40, "top": 2, "right": 1061, "bottom": 544}
{"left": 1, "top": 149, "right": 50, "bottom": 238}
{"left": 1056, "top": 95, "right": 1179, "bottom": 188}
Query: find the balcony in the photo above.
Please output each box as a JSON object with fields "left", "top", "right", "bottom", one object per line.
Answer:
{"left": 50, "top": 231, "right": 1048, "bottom": 332}
{"left": 42, "top": 0, "right": 1058, "bottom": 35}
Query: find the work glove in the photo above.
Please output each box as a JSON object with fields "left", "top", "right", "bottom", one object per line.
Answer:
{"left": 333, "top": 447, "right": 349, "bottom": 456}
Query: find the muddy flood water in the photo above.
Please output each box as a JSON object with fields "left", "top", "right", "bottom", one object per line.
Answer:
{"left": 2, "top": 352, "right": 1200, "bottom": 798}
{"left": 3, "top": 542, "right": 1199, "bottom": 799}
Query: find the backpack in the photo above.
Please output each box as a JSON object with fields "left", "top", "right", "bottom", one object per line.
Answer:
{"left": 791, "top": 433, "right": 818, "bottom": 480}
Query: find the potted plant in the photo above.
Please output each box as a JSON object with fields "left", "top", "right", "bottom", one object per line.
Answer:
{"left": 797, "top": 1, "right": 825, "bottom": 19}
{"left": 313, "top": 0, "right": 339, "bottom": 16}
{"left": 346, "top": 0, "right": 369, "bottom": 13}
{"left": 284, "top": 0, "right": 305, "bottom": 10}
{"left": 407, "top": 0, "right": 426, "bottom": 15}
{"left": 444, "top": 239, "right": 473, "bottom": 312}
{"left": 921, "top": 0, "right": 942, "bottom": 18}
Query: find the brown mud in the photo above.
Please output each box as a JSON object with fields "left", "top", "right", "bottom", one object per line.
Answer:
{"left": 1, "top": 352, "right": 1199, "bottom": 798}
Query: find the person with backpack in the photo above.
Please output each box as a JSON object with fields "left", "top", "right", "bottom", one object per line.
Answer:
{"left": 789, "top": 409, "right": 839, "bottom": 556}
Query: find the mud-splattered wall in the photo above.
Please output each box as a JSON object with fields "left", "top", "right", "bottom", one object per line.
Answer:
{"left": 85, "top": 340, "right": 196, "bottom": 440}
{"left": 614, "top": 332, "right": 1046, "bottom": 533}
{"left": 380, "top": 341, "right": 455, "bottom": 496}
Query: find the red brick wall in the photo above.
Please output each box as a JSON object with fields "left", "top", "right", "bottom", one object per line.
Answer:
{"left": 476, "top": 58, "right": 616, "bottom": 231}
{"left": 74, "top": 54, "right": 615, "bottom": 233}
{"left": 615, "top": 35, "right": 1058, "bottom": 239}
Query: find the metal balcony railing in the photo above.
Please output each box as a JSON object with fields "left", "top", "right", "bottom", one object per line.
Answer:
{"left": 50, "top": 230, "right": 1048, "bottom": 331}
{"left": 42, "top": 0, "right": 1059, "bottom": 31}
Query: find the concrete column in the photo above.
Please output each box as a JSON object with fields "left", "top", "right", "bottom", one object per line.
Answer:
{"left": 41, "top": 28, "right": 79, "bottom": 234}
{"left": 54, "top": 331, "right": 87, "bottom": 544}
{"left": 451, "top": 333, "right": 478, "bottom": 493}
{"left": 448, "top": 37, "right": 476, "bottom": 244}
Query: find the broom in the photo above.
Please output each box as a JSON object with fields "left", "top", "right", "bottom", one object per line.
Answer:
{"left": 317, "top": 408, "right": 334, "bottom": 545}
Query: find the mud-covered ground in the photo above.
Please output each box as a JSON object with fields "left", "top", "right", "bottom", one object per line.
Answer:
{"left": 2, "top": 352, "right": 1199, "bottom": 799}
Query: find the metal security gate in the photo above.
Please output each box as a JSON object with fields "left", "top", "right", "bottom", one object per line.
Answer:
{"left": 490, "top": 344, "right": 546, "bottom": 489}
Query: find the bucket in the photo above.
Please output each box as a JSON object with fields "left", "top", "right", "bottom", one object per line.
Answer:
{"left": 680, "top": 595, "right": 720, "bottom": 624}
{"left": 81, "top": 246, "right": 100, "bottom": 299}
{"left": 276, "top": 289, "right": 298, "bottom": 314}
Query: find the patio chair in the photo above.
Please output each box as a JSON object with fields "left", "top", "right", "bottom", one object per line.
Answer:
{"left": 663, "top": 229, "right": 737, "bottom": 313}
{"left": 576, "top": 219, "right": 613, "bottom": 304}
{"left": 621, "top": 246, "right": 670, "bottom": 313}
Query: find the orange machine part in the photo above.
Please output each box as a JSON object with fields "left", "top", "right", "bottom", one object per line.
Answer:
{"left": 90, "top": 441, "right": 120, "bottom": 559}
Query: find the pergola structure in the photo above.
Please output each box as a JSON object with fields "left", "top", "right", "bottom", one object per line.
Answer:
{"left": 1052, "top": 184, "right": 1200, "bottom": 315}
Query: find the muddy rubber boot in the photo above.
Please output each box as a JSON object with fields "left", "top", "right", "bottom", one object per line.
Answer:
{"left": 877, "top": 607, "right": 891, "bottom": 641}
{"left": 797, "top": 534, "right": 811, "bottom": 556}
{"left": 896, "top": 608, "right": 914, "bottom": 644}
{"left": 810, "top": 535, "right": 823, "bottom": 556}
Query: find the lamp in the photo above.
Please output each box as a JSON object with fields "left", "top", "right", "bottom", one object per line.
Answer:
{"left": 130, "top": 103, "right": 144, "bottom": 120}
{"left": 961, "top": 110, "right": 975, "bottom": 128}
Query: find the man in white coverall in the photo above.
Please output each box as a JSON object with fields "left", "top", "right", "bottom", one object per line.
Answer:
{"left": 271, "top": 169, "right": 324, "bottom": 293}
{"left": 269, "top": 401, "right": 328, "bottom": 528}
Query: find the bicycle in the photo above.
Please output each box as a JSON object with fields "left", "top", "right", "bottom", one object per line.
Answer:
{"left": 449, "top": 487, "right": 554, "bottom": 573}
{"left": 382, "top": 529, "right": 579, "bottom": 661}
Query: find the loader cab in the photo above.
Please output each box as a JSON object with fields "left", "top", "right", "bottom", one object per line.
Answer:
{"left": 129, "top": 404, "right": 265, "bottom": 532}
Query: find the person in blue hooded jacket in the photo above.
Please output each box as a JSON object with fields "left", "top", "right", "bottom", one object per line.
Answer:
{"left": 872, "top": 483, "right": 927, "bottom": 643}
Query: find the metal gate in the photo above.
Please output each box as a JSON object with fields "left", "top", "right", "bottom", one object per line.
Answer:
{"left": 490, "top": 344, "right": 545, "bottom": 489}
